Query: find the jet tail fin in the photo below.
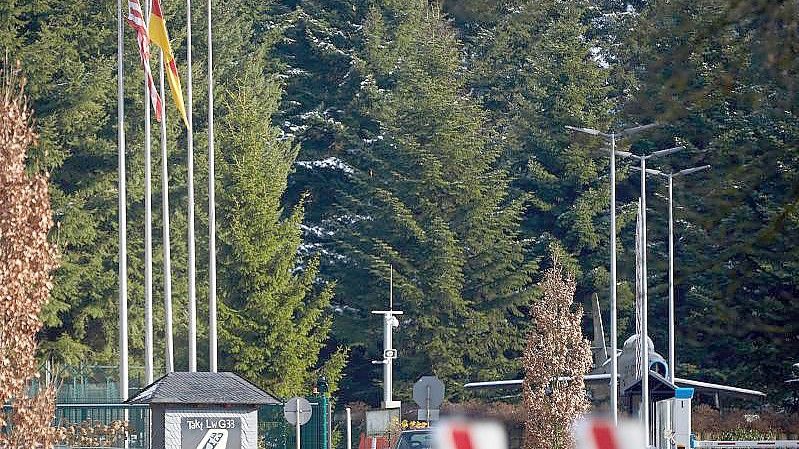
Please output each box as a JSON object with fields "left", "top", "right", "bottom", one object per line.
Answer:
{"left": 592, "top": 293, "right": 609, "bottom": 367}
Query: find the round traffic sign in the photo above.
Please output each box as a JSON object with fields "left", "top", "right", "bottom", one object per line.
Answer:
{"left": 284, "top": 397, "right": 313, "bottom": 425}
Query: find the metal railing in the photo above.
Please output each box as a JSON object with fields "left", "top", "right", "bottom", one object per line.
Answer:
{"left": 35, "top": 399, "right": 329, "bottom": 449}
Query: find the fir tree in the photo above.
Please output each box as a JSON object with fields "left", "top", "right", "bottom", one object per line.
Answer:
{"left": 471, "top": 0, "right": 617, "bottom": 305}
{"left": 216, "top": 59, "right": 344, "bottom": 398}
{"left": 0, "top": 0, "right": 126, "bottom": 365}
{"left": 624, "top": 0, "right": 799, "bottom": 402}
{"left": 328, "top": 0, "right": 536, "bottom": 395}
{"left": 1, "top": 0, "right": 345, "bottom": 393}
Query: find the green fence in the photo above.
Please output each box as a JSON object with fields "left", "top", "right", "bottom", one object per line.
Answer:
{"left": 30, "top": 365, "right": 335, "bottom": 449}
{"left": 48, "top": 400, "right": 330, "bottom": 449}
{"left": 27, "top": 399, "right": 333, "bottom": 449}
{"left": 260, "top": 396, "right": 331, "bottom": 449}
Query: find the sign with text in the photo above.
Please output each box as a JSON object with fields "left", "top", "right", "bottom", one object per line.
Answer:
{"left": 181, "top": 417, "right": 242, "bottom": 449}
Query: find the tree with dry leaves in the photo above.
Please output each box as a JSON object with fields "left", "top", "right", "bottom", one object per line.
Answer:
{"left": 0, "top": 61, "right": 59, "bottom": 449}
{"left": 523, "top": 257, "right": 592, "bottom": 449}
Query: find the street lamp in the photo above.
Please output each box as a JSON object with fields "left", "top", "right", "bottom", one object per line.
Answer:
{"left": 565, "top": 123, "right": 658, "bottom": 426}
{"left": 621, "top": 146, "right": 685, "bottom": 445}
{"left": 634, "top": 164, "right": 710, "bottom": 381}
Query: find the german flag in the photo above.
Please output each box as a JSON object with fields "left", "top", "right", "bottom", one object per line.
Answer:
{"left": 148, "top": 0, "right": 189, "bottom": 127}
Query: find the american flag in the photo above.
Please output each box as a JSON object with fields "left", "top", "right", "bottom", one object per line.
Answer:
{"left": 126, "top": 0, "right": 163, "bottom": 122}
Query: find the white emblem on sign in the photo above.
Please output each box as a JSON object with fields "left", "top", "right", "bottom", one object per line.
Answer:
{"left": 197, "top": 429, "right": 228, "bottom": 449}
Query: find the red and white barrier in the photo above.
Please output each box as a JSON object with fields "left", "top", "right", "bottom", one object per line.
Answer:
{"left": 433, "top": 419, "right": 508, "bottom": 449}
{"left": 694, "top": 441, "right": 799, "bottom": 448}
{"left": 573, "top": 417, "right": 646, "bottom": 449}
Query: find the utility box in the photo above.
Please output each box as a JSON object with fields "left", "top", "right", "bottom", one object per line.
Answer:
{"left": 673, "top": 387, "right": 694, "bottom": 449}
{"left": 127, "top": 372, "right": 280, "bottom": 449}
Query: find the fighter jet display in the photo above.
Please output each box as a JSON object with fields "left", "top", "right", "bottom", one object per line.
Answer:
{"left": 787, "top": 363, "right": 799, "bottom": 385}
{"left": 464, "top": 295, "right": 766, "bottom": 404}
{"left": 787, "top": 363, "right": 799, "bottom": 412}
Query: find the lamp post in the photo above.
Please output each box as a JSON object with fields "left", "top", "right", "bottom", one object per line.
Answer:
{"left": 622, "top": 145, "right": 684, "bottom": 444}
{"left": 634, "top": 164, "right": 710, "bottom": 381}
{"left": 565, "top": 123, "right": 657, "bottom": 425}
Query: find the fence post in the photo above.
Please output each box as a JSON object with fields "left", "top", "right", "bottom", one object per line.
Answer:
{"left": 316, "top": 377, "right": 330, "bottom": 449}
{"left": 318, "top": 394, "right": 329, "bottom": 449}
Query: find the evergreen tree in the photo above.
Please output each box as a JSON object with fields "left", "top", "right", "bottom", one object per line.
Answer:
{"left": 470, "top": 0, "right": 619, "bottom": 308}
{"left": 0, "top": 0, "right": 129, "bottom": 365}
{"left": 0, "top": 0, "right": 344, "bottom": 393}
{"left": 327, "top": 0, "right": 536, "bottom": 396}
{"left": 624, "top": 0, "right": 799, "bottom": 401}
{"left": 216, "top": 58, "right": 344, "bottom": 398}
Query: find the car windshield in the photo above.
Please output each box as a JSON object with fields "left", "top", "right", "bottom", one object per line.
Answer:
{"left": 396, "top": 431, "right": 433, "bottom": 449}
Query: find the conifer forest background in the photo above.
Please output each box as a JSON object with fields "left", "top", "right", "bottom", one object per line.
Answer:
{"left": 1, "top": 0, "right": 797, "bottom": 406}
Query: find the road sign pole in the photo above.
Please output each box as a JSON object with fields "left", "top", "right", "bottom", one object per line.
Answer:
{"left": 296, "top": 405, "right": 301, "bottom": 449}
{"left": 346, "top": 407, "right": 352, "bottom": 449}
{"left": 285, "top": 396, "right": 312, "bottom": 448}
{"left": 426, "top": 385, "right": 430, "bottom": 421}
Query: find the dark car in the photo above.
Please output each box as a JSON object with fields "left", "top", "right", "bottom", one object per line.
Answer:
{"left": 395, "top": 429, "right": 434, "bottom": 449}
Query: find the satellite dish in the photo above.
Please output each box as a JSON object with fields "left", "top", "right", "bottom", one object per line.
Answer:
{"left": 284, "top": 397, "right": 313, "bottom": 426}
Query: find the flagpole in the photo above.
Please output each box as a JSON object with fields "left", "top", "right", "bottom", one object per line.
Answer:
{"left": 117, "top": 0, "right": 129, "bottom": 402}
{"left": 186, "top": 0, "right": 197, "bottom": 372}
{"left": 143, "top": 0, "right": 154, "bottom": 386}
{"left": 159, "top": 49, "right": 174, "bottom": 373}
{"left": 207, "top": 0, "right": 217, "bottom": 373}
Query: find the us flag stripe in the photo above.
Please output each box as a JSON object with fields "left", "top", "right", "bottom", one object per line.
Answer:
{"left": 126, "top": 0, "right": 163, "bottom": 122}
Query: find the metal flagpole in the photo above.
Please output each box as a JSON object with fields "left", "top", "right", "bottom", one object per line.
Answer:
{"left": 117, "top": 0, "right": 129, "bottom": 403}
{"left": 186, "top": 0, "right": 197, "bottom": 372}
{"left": 641, "top": 156, "right": 650, "bottom": 445}
{"left": 609, "top": 133, "right": 618, "bottom": 425}
{"left": 143, "top": 0, "right": 154, "bottom": 386}
{"left": 159, "top": 50, "right": 174, "bottom": 373}
{"left": 207, "top": 0, "right": 217, "bottom": 373}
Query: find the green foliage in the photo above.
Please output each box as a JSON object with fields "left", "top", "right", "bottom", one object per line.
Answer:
{"left": 216, "top": 58, "right": 341, "bottom": 398}
{"left": 624, "top": 0, "right": 799, "bottom": 401}
{"left": 470, "top": 0, "right": 637, "bottom": 335}
{"left": 3, "top": 0, "right": 797, "bottom": 405}
{"left": 324, "top": 0, "right": 536, "bottom": 397}
{"left": 2, "top": 0, "right": 341, "bottom": 394}
{"left": 1, "top": 0, "right": 123, "bottom": 364}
